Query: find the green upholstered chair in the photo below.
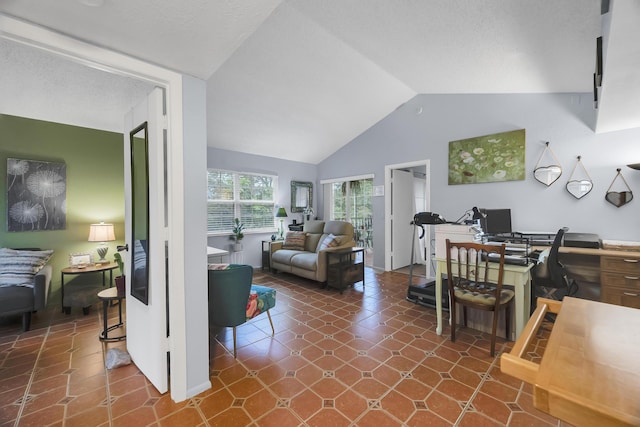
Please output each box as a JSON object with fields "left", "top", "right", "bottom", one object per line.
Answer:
{"left": 208, "top": 264, "right": 275, "bottom": 357}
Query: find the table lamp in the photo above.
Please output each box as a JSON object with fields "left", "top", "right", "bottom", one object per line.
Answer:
{"left": 275, "top": 207, "right": 288, "bottom": 239}
{"left": 88, "top": 222, "right": 116, "bottom": 263}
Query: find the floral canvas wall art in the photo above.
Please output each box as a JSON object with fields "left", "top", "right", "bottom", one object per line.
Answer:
{"left": 448, "top": 129, "right": 526, "bottom": 185}
{"left": 7, "top": 158, "right": 67, "bottom": 231}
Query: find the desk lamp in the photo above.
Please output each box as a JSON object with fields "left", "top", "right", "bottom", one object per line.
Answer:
{"left": 275, "top": 207, "right": 288, "bottom": 240}
{"left": 88, "top": 222, "right": 116, "bottom": 263}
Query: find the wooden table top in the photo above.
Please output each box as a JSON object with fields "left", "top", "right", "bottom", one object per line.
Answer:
{"left": 535, "top": 297, "right": 640, "bottom": 426}
{"left": 61, "top": 262, "right": 118, "bottom": 274}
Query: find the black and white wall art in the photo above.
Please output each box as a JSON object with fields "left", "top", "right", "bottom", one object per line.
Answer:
{"left": 7, "top": 158, "right": 67, "bottom": 231}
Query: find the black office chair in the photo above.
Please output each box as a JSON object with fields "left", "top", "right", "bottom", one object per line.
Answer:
{"left": 530, "top": 228, "right": 579, "bottom": 313}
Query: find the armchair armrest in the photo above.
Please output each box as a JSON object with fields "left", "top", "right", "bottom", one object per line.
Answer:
{"left": 33, "top": 265, "right": 52, "bottom": 310}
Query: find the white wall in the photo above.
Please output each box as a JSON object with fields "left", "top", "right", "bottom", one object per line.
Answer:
{"left": 318, "top": 93, "right": 640, "bottom": 269}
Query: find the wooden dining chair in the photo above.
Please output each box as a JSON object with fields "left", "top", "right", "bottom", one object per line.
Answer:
{"left": 445, "top": 239, "right": 513, "bottom": 357}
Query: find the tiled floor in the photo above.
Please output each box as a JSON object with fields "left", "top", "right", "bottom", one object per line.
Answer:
{"left": 0, "top": 267, "right": 568, "bottom": 426}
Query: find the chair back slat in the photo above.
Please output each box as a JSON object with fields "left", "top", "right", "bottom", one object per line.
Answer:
{"left": 445, "top": 240, "right": 507, "bottom": 310}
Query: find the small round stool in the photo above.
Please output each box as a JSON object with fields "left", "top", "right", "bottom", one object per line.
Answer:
{"left": 97, "top": 287, "right": 126, "bottom": 342}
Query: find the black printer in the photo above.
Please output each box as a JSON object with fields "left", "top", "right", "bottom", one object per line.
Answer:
{"left": 563, "top": 232, "right": 601, "bottom": 249}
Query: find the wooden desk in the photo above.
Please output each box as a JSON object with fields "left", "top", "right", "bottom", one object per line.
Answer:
{"left": 434, "top": 258, "right": 533, "bottom": 340}
{"left": 501, "top": 297, "right": 640, "bottom": 426}
{"left": 533, "top": 245, "right": 640, "bottom": 309}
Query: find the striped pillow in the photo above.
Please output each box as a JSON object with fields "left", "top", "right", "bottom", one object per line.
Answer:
{"left": 282, "top": 232, "right": 306, "bottom": 251}
{"left": 0, "top": 248, "right": 53, "bottom": 288}
{"left": 318, "top": 234, "right": 339, "bottom": 251}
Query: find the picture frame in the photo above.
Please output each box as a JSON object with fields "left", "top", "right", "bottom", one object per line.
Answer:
{"left": 448, "top": 129, "right": 526, "bottom": 185}
{"left": 69, "top": 252, "right": 92, "bottom": 267}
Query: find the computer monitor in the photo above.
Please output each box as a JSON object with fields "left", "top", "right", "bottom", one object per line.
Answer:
{"left": 479, "top": 208, "right": 512, "bottom": 235}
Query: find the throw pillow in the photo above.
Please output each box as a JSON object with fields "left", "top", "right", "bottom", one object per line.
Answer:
{"left": 208, "top": 263, "right": 230, "bottom": 270}
{"left": 282, "top": 231, "right": 306, "bottom": 251}
{"left": 318, "top": 234, "right": 339, "bottom": 251}
{"left": 0, "top": 248, "right": 53, "bottom": 287}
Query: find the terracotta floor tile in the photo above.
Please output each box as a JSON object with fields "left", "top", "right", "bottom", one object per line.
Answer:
{"left": 2, "top": 267, "right": 568, "bottom": 426}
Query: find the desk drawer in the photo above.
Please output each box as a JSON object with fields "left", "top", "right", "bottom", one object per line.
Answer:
{"left": 601, "top": 256, "right": 640, "bottom": 274}
{"left": 601, "top": 271, "right": 640, "bottom": 289}
{"left": 601, "top": 285, "right": 640, "bottom": 309}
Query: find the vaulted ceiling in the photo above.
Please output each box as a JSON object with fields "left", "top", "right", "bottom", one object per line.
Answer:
{"left": 1, "top": 0, "right": 637, "bottom": 164}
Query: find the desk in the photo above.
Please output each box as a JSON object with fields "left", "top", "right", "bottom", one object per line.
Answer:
{"left": 61, "top": 262, "right": 117, "bottom": 313}
{"left": 534, "top": 245, "right": 640, "bottom": 309}
{"left": 434, "top": 258, "right": 533, "bottom": 340}
{"left": 207, "top": 246, "right": 229, "bottom": 264}
{"left": 501, "top": 297, "right": 640, "bottom": 426}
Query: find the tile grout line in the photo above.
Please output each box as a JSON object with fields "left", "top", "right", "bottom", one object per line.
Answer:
{"left": 452, "top": 341, "right": 506, "bottom": 427}
{"left": 13, "top": 326, "right": 52, "bottom": 427}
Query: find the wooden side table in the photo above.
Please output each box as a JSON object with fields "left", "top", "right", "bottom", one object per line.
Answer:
{"left": 61, "top": 262, "right": 117, "bottom": 314}
{"left": 326, "top": 247, "right": 365, "bottom": 293}
{"left": 97, "top": 287, "right": 126, "bottom": 342}
{"left": 262, "top": 240, "right": 283, "bottom": 272}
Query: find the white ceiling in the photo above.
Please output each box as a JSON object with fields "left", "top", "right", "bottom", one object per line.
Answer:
{"left": 1, "top": 0, "right": 638, "bottom": 164}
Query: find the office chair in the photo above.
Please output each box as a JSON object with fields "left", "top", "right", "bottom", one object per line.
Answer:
{"left": 530, "top": 228, "right": 579, "bottom": 313}
{"left": 445, "top": 240, "right": 512, "bottom": 357}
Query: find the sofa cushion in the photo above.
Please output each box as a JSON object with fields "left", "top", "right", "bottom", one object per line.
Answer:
{"left": 290, "top": 252, "right": 318, "bottom": 271}
{"left": 0, "top": 248, "right": 53, "bottom": 288}
{"left": 282, "top": 231, "right": 306, "bottom": 251}
{"left": 303, "top": 220, "right": 325, "bottom": 234}
{"left": 318, "top": 234, "right": 339, "bottom": 251}
{"left": 324, "top": 220, "right": 354, "bottom": 237}
{"left": 272, "top": 249, "right": 305, "bottom": 264}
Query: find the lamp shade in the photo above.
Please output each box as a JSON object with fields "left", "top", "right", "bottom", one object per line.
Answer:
{"left": 275, "top": 207, "right": 288, "bottom": 218}
{"left": 88, "top": 222, "right": 116, "bottom": 242}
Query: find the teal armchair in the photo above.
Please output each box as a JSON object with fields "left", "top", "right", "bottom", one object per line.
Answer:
{"left": 207, "top": 264, "right": 276, "bottom": 357}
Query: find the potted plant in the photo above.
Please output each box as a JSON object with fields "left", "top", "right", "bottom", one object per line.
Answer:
{"left": 113, "top": 252, "right": 126, "bottom": 297}
{"left": 229, "top": 218, "right": 245, "bottom": 251}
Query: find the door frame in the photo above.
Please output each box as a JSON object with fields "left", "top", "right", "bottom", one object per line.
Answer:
{"left": 384, "top": 160, "right": 431, "bottom": 274}
{"left": 1, "top": 15, "right": 210, "bottom": 402}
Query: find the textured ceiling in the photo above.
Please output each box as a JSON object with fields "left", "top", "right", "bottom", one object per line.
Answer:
{"left": 1, "top": 0, "right": 637, "bottom": 164}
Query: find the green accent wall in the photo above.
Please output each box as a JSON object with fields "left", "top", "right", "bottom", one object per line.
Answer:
{"left": 0, "top": 114, "right": 125, "bottom": 303}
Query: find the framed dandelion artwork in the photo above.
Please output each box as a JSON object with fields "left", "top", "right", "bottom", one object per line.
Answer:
{"left": 7, "top": 158, "right": 67, "bottom": 231}
{"left": 448, "top": 129, "right": 526, "bottom": 185}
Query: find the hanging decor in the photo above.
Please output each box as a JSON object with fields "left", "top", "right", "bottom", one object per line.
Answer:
{"left": 533, "top": 141, "right": 562, "bottom": 186}
{"left": 7, "top": 158, "right": 67, "bottom": 231}
{"left": 565, "top": 156, "right": 593, "bottom": 199}
{"left": 448, "top": 129, "right": 526, "bottom": 185}
{"left": 605, "top": 168, "right": 633, "bottom": 208}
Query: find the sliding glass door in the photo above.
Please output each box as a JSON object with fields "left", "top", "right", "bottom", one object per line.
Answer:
{"left": 328, "top": 178, "right": 373, "bottom": 255}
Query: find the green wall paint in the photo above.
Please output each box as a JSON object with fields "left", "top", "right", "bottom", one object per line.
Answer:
{"left": 0, "top": 114, "right": 125, "bottom": 303}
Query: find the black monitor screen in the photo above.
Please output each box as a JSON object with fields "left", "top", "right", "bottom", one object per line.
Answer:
{"left": 480, "top": 208, "right": 512, "bottom": 235}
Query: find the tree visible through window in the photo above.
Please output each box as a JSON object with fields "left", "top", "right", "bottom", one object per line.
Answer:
{"left": 207, "top": 169, "right": 277, "bottom": 234}
{"left": 330, "top": 178, "right": 373, "bottom": 248}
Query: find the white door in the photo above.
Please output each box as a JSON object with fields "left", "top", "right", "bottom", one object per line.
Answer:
{"left": 123, "top": 88, "right": 169, "bottom": 393}
{"left": 390, "top": 169, "right": 415, "bottom": 270}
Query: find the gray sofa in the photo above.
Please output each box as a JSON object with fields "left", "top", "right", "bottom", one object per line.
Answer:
{"left": 0, "top": 248, "right": 53, "bottom": 331}
{"left": 271, "top": 220, "right": 355, "bottom": 282}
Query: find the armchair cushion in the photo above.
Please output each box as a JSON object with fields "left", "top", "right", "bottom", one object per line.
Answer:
{"left": 0, "top": 248, "right": 53, "bottom": 287}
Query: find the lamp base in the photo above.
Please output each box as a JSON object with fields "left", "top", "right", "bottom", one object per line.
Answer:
{"left": 96, "top": 246, "right": 109, "bottom": 264}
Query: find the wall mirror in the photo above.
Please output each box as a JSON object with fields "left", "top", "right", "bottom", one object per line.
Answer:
{"left": 290, "top": 181, "right": 313, "bottom": 213}
{"left": 130, "top": 122, "right": 150, "bottom": 305}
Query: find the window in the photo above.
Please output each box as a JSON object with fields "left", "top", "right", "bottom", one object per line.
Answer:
{"left": 327, "top": 178, "right": 373, "bottom": 248}
{"left": 207, "top": 169, "right": 277, "bottom": 234}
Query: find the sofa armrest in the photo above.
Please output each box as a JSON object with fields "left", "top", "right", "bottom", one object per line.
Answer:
{"left": 33, "top": 265, "right": 52, "bottom": 310}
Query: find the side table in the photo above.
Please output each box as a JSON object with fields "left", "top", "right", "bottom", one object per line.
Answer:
{"left": 262, "top": 240, "right": 283, "bottom": 271}
{"left": 61, "top": 262, "right": 117, "bottom": 314}
{"left": 97, "top": 287, "right": 126, "bottom": 342}
{"left": 326, "top": 247, "right": 365, "bottom": 293}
